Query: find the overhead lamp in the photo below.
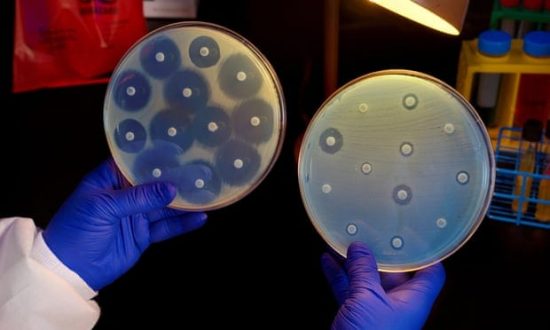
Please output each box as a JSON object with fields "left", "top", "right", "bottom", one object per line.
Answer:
{"left": 369, "top": 0, "right": 470, "bottom": 35}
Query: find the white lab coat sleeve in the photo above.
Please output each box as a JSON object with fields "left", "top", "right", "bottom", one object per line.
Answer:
{"left": 0, "top": 217, "right": 100, "bottom": 330}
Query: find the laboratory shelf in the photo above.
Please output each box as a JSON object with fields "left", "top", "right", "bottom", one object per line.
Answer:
{"left": 456, "top": 39, "right": 550, "bottom": 131}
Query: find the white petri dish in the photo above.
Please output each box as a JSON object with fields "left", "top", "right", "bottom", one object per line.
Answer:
{"left": 104, "top": 22, "right": 285, "bottom": 211}
{"left": 298, "top": 70, "right": 495, "bottom": 272}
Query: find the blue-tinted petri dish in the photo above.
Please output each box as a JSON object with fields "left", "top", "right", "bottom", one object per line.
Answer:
{"left": 218, "top": 53, "right": 263, "bottom": 99}
{"left": 149, "top": 108, "right": 194, "bottom": 152}
{"left": 298, "top": 70, "right": 495, "bottom": 272}
{"left": 215, "top": 139, "right": 261, "bottom": 186}
{"left": 114, "top": 119, "right": 147, "bottom": 153}
{"left": 133, "top": 143, "right": 181, "bottom": 183}
{"left": 164, "top": 69, "right": 210, "bottom": 111}
{"left": 192, "top": 106, "right": 232, "bottom": 148}
{"left": 177, "top": 160, "right": 222, "bottom": 204}
{"left": 104, "top": 21, "right": 285, "bottom": 211}
{"left": 189, "top": 36, "right": 221, "bottom": 68}
{"left": 232, "top": 99, "right": 274, "bottom": 144}
{"left": 140, "top": 36, "right": 182, "bottom": 79}
{"left": 112, "top": 70, "right": 151, "bottom": 112}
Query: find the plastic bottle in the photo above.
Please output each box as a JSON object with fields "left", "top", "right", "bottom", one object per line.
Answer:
{"left": 535, "top": 120, "right": 550, "bottom": 222}
{"left": 513, "top": 31, "right": 550, "bottom": 128}
{"left": 512, "top": 119, "right": 543, "bottom": 215}
{"left": 474, "top": 30, "right": 512, "bottom": 127}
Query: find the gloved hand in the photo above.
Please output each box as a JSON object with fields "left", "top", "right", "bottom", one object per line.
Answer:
{"left": 43, "top": 159, "right": 207, "bottom": 291}
{"left": 321, "top": 242, "right": 446, "bottom": 330}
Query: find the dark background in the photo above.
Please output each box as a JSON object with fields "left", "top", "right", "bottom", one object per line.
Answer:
{"left": 2, "top": 0, "right": 550, "bottom": 329}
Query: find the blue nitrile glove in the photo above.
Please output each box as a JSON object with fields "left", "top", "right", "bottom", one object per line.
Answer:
{"left": 43, "top": 159, "right": 207, "bottom": 291}
{"left": 321, "top": 242, "right": 446, "bottom": 330}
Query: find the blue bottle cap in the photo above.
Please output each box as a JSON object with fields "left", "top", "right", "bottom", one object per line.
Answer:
{"left": 523, "top": 31, "right": 550, "bottom": 57}
{"left": 478, "top": 30, "right": 512, "bottom": 56}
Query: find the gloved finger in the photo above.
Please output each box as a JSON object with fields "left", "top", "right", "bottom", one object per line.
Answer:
{"left": 395, "top": 262, "right": 446, "bottom": 302}
{"left": 147, "top": 207, "right": 190, "bottom": 223}
{"left": 321, "top": 252, "right": 349, "bottom": 305}
{"left": 79, "top": 159, "right": 129, "bottom": 191}
{"left": 102, "top": 158, "right": 129, "bottom": 188}
{"left": 149, "top": 212, "right": 207, "bottom": 243}
{"left": 130, "top": 215, "right": 153, "bottom": 253}
{"left": 106, "top": 158, "right": 133, "bottom": 189}
{"left": 380, "top": 272, "right": 411, "bottom": 291}
{"left": 345, "top": 242, "right": 386, "bottom": 301}
{"left": 109, "top": 182, "right": 177, "bottom": 218}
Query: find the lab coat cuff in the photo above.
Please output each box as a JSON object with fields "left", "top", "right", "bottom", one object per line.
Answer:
{"left": 31, "top": 231, "right": 98, "bottom": 300}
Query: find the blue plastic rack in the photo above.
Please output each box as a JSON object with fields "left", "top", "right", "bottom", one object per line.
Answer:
{"left": 488, "top": 126, "right": 550, "bottom": 229}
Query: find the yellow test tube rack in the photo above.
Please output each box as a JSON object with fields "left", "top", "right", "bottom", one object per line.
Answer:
{"left": 456, "top": 38, "right": 550, "bottom": 145}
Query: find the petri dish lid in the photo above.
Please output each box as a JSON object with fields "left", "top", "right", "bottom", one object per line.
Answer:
{"left": 104, "top": 21, "right": 285, "bottom": 211}
{"left": 298, "top": 70, "right": 495, "bottom": 272}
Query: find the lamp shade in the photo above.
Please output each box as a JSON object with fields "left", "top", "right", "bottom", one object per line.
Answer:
{"left": 369, "top": 0, "right": 469, "bottom": 35}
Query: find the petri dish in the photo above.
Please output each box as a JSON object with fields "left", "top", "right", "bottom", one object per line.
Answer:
{"left": 104, "top": 22, "right": 285, "bottom": 211}
{"left": 298, "top": 70, "right": 495, "bottom": 272}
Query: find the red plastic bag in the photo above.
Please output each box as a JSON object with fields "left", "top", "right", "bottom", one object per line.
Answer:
{"left": 13, "top": 0, "right": 147, "bottom": 93}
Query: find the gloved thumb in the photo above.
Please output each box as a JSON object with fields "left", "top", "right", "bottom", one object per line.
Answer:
{"left": 394, "top": 262, "right": 446, "bottom": 302}
{"left": 321, "top": 252, "right": 349, "bottom": 304}
{"left": 345, "top": 242, "right": 385, "bottom": 298}
{"left": 109, "top": 182, "right": 177, "bottom": 218}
